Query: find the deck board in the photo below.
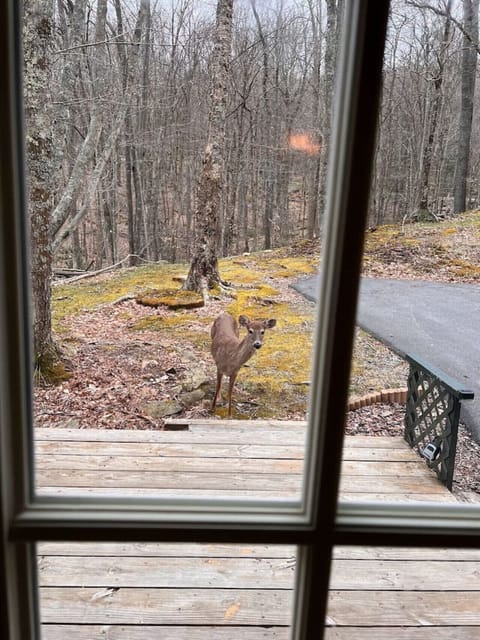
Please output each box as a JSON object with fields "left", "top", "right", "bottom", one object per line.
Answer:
{"left": 35, "top": 420, "right": 479, "bottom": 639}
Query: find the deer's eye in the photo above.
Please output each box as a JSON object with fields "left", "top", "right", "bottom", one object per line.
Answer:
{"left": 249, "top": 329, "right": 253, "bottom": 334}
{"left": 261, "top": 330, "right": 264, "bottom": 335}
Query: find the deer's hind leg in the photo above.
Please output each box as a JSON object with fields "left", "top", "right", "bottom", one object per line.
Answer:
{"left": 212, "top": 371, "right": 223, "bottom": 411}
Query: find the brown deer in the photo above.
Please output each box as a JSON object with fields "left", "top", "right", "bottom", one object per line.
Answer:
{"left": 210, "top": 312, "right": 276, "bottom": 417}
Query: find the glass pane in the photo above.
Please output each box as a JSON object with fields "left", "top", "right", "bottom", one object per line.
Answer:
{"left": 27, "top": 0, "right": 346, "bottom": 508}
{"left": 314, "top": 1, "right": 480, "bottom": 507}
{"left": 325, "top": 545, "right": 480, "bottom": 636}
{"left": 38, "top": 542, "right": 296, "bottom": 639}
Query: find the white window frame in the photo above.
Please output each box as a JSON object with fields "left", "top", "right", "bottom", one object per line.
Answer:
{"left": 1, "top": 1, "right": 480, "bottom": 639}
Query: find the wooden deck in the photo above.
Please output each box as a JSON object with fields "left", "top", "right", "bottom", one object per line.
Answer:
{"left": 35, "top": 419, "right": 480, "bottom": 639}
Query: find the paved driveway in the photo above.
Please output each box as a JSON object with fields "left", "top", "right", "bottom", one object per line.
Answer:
{"left": 292, "top": 276, "right": 480, "bottom": 440}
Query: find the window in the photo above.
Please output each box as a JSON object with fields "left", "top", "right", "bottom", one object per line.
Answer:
{"left": 1, "top": 1, "right": 479, "bottom": 639}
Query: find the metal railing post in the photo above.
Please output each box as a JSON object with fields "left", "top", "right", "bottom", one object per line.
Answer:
{"left": 404, "top": 353, "right": 474, "bottom": 490}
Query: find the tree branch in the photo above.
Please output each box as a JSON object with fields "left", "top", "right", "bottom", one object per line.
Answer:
{"left": 407, "top": 1, "right": 480, "bottom": 54}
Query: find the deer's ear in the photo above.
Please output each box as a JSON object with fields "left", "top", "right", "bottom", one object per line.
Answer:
{"left": 265, "top": 319, "right": 276, "bottom": 329}
{"left": 239, "top": 315, "right": 249, "bottom": 327}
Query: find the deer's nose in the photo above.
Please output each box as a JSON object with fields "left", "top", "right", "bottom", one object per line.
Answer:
{"left": 253, "top": 341, "right": 262, "bottom": 349}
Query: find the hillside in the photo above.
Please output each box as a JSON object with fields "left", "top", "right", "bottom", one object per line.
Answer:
{"left": 362, "top": 210, "right": 480, "bottom": 282}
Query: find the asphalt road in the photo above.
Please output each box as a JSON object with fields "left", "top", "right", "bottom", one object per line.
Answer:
{"left": 292, "top": 276, "right": 480, "bottom": 440}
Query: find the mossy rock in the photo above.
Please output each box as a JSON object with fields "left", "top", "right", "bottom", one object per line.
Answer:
{"left": 136, "top": 289, "right": 204, "bottom": 310}
{"left": 179, "top": 388, "right": 206, "bottom": 407}
{"left": 414, "top": 209, "right": 437, "bottom": 223}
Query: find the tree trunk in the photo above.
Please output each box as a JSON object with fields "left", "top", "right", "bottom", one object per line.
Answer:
{"left": 114, "top": 0, "right": 149, "bottom": 265}
{"left": 317, "top": 0, "right": 343, "bottom": 233}
{"left": 125, "top": 144, "right": 136, "bottom": 262}
{"left": 263, "top": 173, "right": 274, "bottom": 250}
{"left": 24, "top": 0, "right": 57, "bottom": 371}
{"left": 184, "top": 0, "right": 234, "bottom": 291}
{"left": 239, "top": 177, "right": 249, "bottom": 253}
{"left": 55, "top": 0, "right": 88, "bottom": 260}
{"left": 251, "top": 1, "right": 274, "bottom": 251}
{"left": 306, "top": 0, "right": 322, "bottom": 239}
{"left": 417, "top": 5, "right": 452, "bottom": 218}
{"left": 454, "top": 0, "right": 479, "bottom": 214}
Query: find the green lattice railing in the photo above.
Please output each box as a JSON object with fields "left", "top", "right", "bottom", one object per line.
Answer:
{"left": 404, "top": 353, "right": 474, "bottom": 491}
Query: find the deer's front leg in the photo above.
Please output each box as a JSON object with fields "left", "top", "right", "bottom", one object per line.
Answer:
{"left": 212, "top": 371, "right": 223, "bottom": 410}
{"left": 227, "top": 372, "right": 238, "bottom": 418}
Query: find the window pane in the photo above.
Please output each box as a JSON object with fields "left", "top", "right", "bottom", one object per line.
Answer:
{"left": 317, "top": 0, "right": 480, "bottom": 509}
{"left": 325, "top": 545, "right": 480, "bottom": 637}
{"left": 38, "top": 542, "right": 296, "bottom": 639}
{"left": 28, "top": 0, "right": 347, "bottom": 513}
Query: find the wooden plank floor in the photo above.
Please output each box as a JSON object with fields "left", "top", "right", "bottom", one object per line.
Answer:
{"left": 35, "top": 420, "right": 480, "bottom": 639}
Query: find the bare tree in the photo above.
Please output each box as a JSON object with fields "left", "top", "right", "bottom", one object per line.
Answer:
{"left": 115, "top": 0, "right": 151, "bottom": 265}
{"left": 306, "top": 0, "right": 323, "bottom": 239}
{"left": 50, "top": 0, "right": 108, "bottom": 240}
{"left": 55, "top": 0, "right": 88, "bottom": 268}
{"left": 416, "top": 3, "right": 452, "bottom": 218}
{"left": 24, "top": 0, "right": 57, "bottom": 372}
{"left": 27, "top": 0, "right": 480, "bottom": 277}
{"left": 183, "top": 0, "right": 234, "bottom": 291}
{"left": 454, "top": 0, "right": 479, "bottom": 213}
{"left": 317, "top": 0, "right": 343, "bottom": 229}
{"left": 372, "top": 2, "right": 464, "bottom": 222}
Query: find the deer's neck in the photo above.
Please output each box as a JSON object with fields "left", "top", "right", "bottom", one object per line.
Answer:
{"left": 236, "top": 336, "right": 255, "bottom": 367}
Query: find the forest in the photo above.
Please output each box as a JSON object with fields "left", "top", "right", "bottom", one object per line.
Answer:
{"left": 23, "top": 0, "right": 479, "bottom": 365}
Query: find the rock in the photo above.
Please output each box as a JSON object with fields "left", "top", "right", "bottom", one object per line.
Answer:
{"left": 143, "top": 400, "right": 182, "bottom": 418}
{"left": 180, "top": 388, "right": 206, "bottom": 407}
{"left": 181, "top": 372, "right": 210, "bottom": 392}
{"left": 62, "top": 418, "right": 82, "bottom": 429}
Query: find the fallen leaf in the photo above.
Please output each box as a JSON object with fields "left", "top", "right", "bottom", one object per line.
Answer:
{"left": 224, "top": 601, "right": 240, "bottom": 620}
{"left": 91, "top": 587, "right": 119, "bottom": 601}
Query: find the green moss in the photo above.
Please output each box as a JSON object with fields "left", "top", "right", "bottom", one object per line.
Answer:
{"left": 449, "top": 260, "right": 480, "bottom": 277}
{"left": 362, "top": 213, "right": 480, "bottom": 282}
{"left": 219, "top": 253, "right": 317, "bottom": 284}
{"left": 130, "top": 316, "right": 166, "bottom": 331}
{"left": 441, "top": 227, "right": 458, "bottom": 236}
{"left": 264, "top": 257, "right": 317, "bottom": 278}
{"left": 452, "top": 209, "right": 480, "bottom": 227}
{"left": 219, "top": 260, "right": 264, "bottom": 284}
{"left": 34, "top": 348, "right": 71, "bottom": 385}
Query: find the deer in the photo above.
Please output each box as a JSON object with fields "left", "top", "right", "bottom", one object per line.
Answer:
{"left": 210, "top": 312, "right": 276, "bottom": 417}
